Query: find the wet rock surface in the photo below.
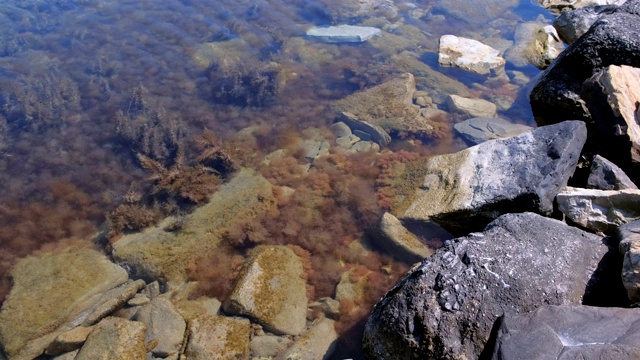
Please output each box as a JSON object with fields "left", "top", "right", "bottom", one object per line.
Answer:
{"left": 446, "top": 95, "right": 497, "bottom": 118}
{"left": 277, "top": 317, "right": 338, "bottom": 360}
{"left": 306, "top": 25, "right": 381, "bottom": 43}
{"left": 370, "top": 212, "right": 433, "bottom": 264}
{"left": 453, "top": 117, "right": 532, "bottom": 145}
{"left": 363, "top": 212, "right": 619, "bottom": 360}
{"left": 490, "top": 305, "right": 640, "bottom": 359}
{"left": 0, "top": 248, "right": 129, "bottom": 360}
{"left": 223, "top": 245, "right": 308, "bottom": 336}
{"left": 402, "top": 121, "right": 587, "bottom": 234}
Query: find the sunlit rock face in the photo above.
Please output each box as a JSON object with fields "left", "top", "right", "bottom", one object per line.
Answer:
{"left": 401, "top": 121, "right": 587, "bottom": 234}
{"left": 363, "top": 212, "right": 623, "bottom": 360}
{"left": 438, "top": 35, "right": 506, "bottom": 75}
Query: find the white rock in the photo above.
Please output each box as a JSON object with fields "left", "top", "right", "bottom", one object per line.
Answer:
{"left": 438, "top": 35, "right": 506, "bottom": 75}
{"left": 306, "top": 25, "right": 382, "bottom": 43}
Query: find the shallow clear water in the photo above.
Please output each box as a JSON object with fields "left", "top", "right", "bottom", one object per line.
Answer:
{"left": 0, "top": 0, "right": 553, "bottom": 357}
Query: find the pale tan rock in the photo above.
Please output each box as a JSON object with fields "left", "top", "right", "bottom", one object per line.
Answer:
{"left": 52, "top": 349, "right": 79, "bottom": 360}
{"left": 82, "top": 279, "right": 146, "bottom": 326}
{"left": 438, "top": 35, "right": 506, "bottom": 75}
{"left": 75, "top": 317, "right": 147, "bottom": 360}
{"left": 174, "top": 297, "right": 222, "bottom": 322}
{"left": 371, "top": 212, "right": 432, "bottom": 263}
{"left": 112, "top": 168, "right": 275, "bottom": 285}
{"left": 134, "top": 297, "right": 186, "bottom": 358}
{"left": 184, "top": 316, "right": 250, "bottom": 360}
{"left": 224, "top": 246, "right": 308, "bottom": 336}
{"left": 0, "top": 248, "right": 129, "bottom": 360}
{"left": 446, "top": 95, "right": 497, "bottom": 118}
{"left": 127, "top": 294, "right": 151, "bottom": 307}
{"left": 277, "top": 318, "right": 338, "bottom": 360}
{"left": 45, "top": 326, "right": 93, "bottom": 356}
{"left": 556, "top": 187, "right": 640, "bottom": 234}
{"left": 250, "top": 335, "right": 291, "bottom": 358}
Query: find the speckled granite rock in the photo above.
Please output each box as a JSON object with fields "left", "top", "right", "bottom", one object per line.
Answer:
{"left": 75, "top": 317, "right": 147, "bottom": 360}
{"left": 223, "top": 246, "right": 308, "bottom": 336}
{"left": 184, "top": 316, "right": 250, "bottom": 360}
{"left": 134, "top": 297, "right": 186, "bottom": 358}
{"left": 277, "top": 317, "right": 338, "bottom": 360}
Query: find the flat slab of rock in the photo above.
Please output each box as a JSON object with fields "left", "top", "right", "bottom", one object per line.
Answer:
{"left": 332, "top": 73, "right": 437, "bottom": 144}
{"left": 556, "top": 186, "right": 640, "bottom": 233}
{"left": 75, "top": 317, "right": 147, "bottom": 360}
{"left": 134, "top": 297, "right": 186, "bottom": 358}
{"left": 402, "top": 121, "right": 587, "bottom": 234}
{"left": 184, "top": 316, "right": 250, "bottom": 360}
{"left": 112, "top": 168, "right": 275, "bottom": 285}
{"left": 446, "top": 95, "right": 497, "bottom": 118}
{"left": 588, "top": 154, "right": 638, "bottom": 190}
{"left": 490, "top": 305, "right": 640, "bottom": 359}
{"left": 370, "top": 212, "right": 432, "bottom": 263}
{"left": 224, "top": 246, "right": 308, "bottom": 336}
{"left": 438, "top": 35, "right": 506, "bottom": 75}
{"left": 0, "top": 248, "right": 129, "bottom": 360}
{"left": 363, "top": 212, "right": 617, "bottom": 360}
{"left": 306, "top": 25, "right": 381, "bottom": 43}
{"left": 453, "top": 117, "right": 532, "bottom": 145}
{"left": 618, "top": 220, "right": 640, "bottom": 302}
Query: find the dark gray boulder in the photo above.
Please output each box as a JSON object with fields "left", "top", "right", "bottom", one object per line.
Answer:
{"left": 588, "top": 155, "right": 638, "bottom": 190}
{"left": 553, "top": 5, "right": 618, "bottom": 45}
{"left": 363, "top": 212, "right": 624, "bottom": 360}
{"left": 530, "top": 0, "right": 640, "bottom": 124}
{"left": 490, "top": 305, "right": 640, "bottom": 360}
{"left": 617, "top": 220, "right": 640, "bottom": 302}
{"left": 401, "top": 121, "right": 586, "bottom": 235}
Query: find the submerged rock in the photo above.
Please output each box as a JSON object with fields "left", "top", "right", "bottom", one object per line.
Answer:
{"left": 363, "top": 212, "right": 618, "bottom": 360}
{"left": 75, "top": 317, "right": 147, "bottom": 360}
{"left": 371, "top": 213, "right": 433, "bottom": 264}
{"left": 446, "top": 95, "right": 497, "bottom": 118}
{"left": 0, "top": 248, "right": 129, "bottom": 360}
{"left": 431, "top": 0, "right": 519, "bottom": 25}
{"left": 505, "top": 22, "right": 565, "bottom": 69}
{"left": 333, "top": 73, "right": 438, "bottom": 144}
{"left": 453, "top": 117, "right": 532, "bottom": 145}
{"left": 224, "top": 245, "right": 308, "bottom": 336}
{"left": 402, "top": 121, "right": 587, "bottom": 234}
{"left": 306, "top": 25, "right": 381, "bottom": 43}
{"left": 184, "top": 316, "right": 250, "bottom": 360}
{"left": 112, "top": 168, "right": 275, "bottom": 285}
{"left": 276, "top": 317, "right": 338, "bottom": 360}
{"left": 438, "top": 35, "right": 506, "bottom": 75}
{"left": 556, "top": 187, "right": 640, "bottom": 234}
{"left": 134, "top": 297, "right": 186, "bottom": 358}
{"left": 537, "top": 0, "right": 625, "bottom": 12}
{"left": 490, "top": 305, "right": 640, "bottom": 359}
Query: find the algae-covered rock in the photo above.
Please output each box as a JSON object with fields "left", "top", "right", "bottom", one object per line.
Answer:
{"left": 370, "top": 212, "right": 432, "bottom": 263}
{"left": 112, "top": 168, "right": 275, "bottom": 285}
{"left": 184, "top": 316, "right": 250, "bottom": 360}
{"left": 0, "top": 248, "right": 129, "bottom": 360}
{"left": 332, "top": 73, "right": 438, "bottom": 143}
{"left": 224, "top": 245, "right": 308, "bottom": 336}
{"left": 277, "top": 317, "right": 338, "bottom": 360}
{"left": 75, "top": 317, "right": 146, "bottom": 360}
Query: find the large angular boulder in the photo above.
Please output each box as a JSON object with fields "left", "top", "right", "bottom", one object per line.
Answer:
{"left": 530, "top": 0, "right": 640, "bottom": 124}
{"left": 617, "top": 220, "right": 640, "bottom": 302}
{"left": 553, "top": 5, "right": 618, "bottom": 45}
{"left": 224, "top": 245, "right": 308, "bottom": 336}
{"left": 401, "top": 121, "right": 587, "bottom": 234}
{"left": 133, "top": 297, "right": 186, "bottom": 358}
{"left": 112, "top": 168, "right": 275, "bottom": 286}
{"left": 490, "top": 305, "right": 640, "bottom": 359}
{"left": 0, "top": 248, "right": 129, "bottom": 360}
{"left": 332, "top": 73, "right": 438, "bottom": 144}
{"left": 556, "top": 187, "right": 640, "bottom": 233}
{"left": 582, "top": 65, "right": 640, "bottom": 181}
{"left": 363, "top": 212, "right": 621, "bottom": 360}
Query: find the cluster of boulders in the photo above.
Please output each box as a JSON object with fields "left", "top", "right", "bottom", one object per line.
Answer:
{"left": 363, "top": 0, "right": 640, "bottom": 358}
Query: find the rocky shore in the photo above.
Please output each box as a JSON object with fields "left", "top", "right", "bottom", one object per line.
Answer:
{"left": 2, "top": 0, "right": 640, "bottom": 360}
